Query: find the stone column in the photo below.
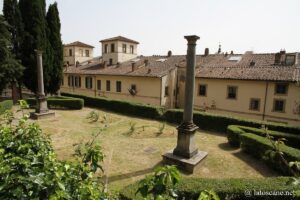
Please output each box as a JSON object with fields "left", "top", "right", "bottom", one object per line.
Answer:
{"left": 35, "top": 50, "right": 48, "bottom": 113}
{"left": 173, "top": 35, "right": 200, "bottom": 158}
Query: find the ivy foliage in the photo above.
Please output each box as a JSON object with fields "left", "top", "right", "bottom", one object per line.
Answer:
{"left": 0, "top": 101, "right": 106, "bottom": 199}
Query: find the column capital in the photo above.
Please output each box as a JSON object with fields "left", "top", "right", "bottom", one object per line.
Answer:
{"left": 35, "top": 49, "right": 43, "bottom": 56}
{"left": 184, "top": 35, "right": 200, "bottom": 45}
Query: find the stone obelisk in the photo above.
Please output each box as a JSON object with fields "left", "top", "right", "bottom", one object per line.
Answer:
{"left": 30, "top": 50, "right": 55, "bottom": 119}
{"left": 162, "top": 35, "right": 207, "bottom": 173}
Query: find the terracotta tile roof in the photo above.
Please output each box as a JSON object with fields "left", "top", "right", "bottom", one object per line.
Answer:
{"left": 100, "top": 36, "right": 139, "bottom": 44}
{"left": 64, "top": 55, "right": 184, "bottom": 78}
{"left": 64, "top": 41, "right": 94, "bottom": 48}
{"left": 63, "top": 52, "right": 299, "bottom": 81}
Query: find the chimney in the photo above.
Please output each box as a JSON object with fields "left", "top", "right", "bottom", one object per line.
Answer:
{"left": 76, "top": 61, "right": 80, "bottom": 67}
{"left": 204, "top": 48, "right": 209, "bottom": 56}
{"left": 168, "top": 50, "right": 172, "bottom": 57}
{"left": 132, "top": 62, "right": 137, "bottom": 72}
{"left": 274, "top": 52, "right": 281, "bottom": 65}
{"left": 225, "top": 52, "right": 228, "bottom": 57}
{"left": 230, "top": 50, "right": 234, "bottom": 55}
{"left": 280, "top": 49, "right": 286, "bottom": 64}
{"left": 103, "top": 61, "right": 107, "bottom": 68}
{"left": 116, "top": 62, "right": 120, "bottom": 68}
{"left": 144, "top": 59, "right": 149, "bottom": 66}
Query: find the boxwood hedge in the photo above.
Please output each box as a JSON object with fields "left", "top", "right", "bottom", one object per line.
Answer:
{"left": 227, "top": 125, "right": 300, "bottom": 149}
{"left": 26, "top": 96, "right": 84, "bottom": 110}
{"left": 61, "top": 92, "right": 163, "bottom": 119}
{"left": 163, "top": 109, "right": 300, "bottom": 134}
{"left": 0, "top": 100, "right": 13, "bottom": 114}
{"left": 240, "top": 133, "right": 300, "bottom": 175}
{"left": 120, "top": 177, "right": 300, "bottom": 200}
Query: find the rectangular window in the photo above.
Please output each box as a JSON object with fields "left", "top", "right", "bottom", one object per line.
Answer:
{"left": 69, "top": 49, "right": 72, "bottom": 56}
{"left": 227, "top": 86, "right": 237, "bottom": 99}
{"left": 122, "top": 44, "right": 127, "bottom": 53}
{"left": 61, "top": 77, "right": 64, "bottom": 86}
{"left": 130, "top": 45, "right": 134, "bottom": 54}
{"left": 64, "top": 49, "right": 68, "bottom": 56}
{"left": 106, "top": 80, "right": 110, "bottom": 91}
{"left": 273, "top": 99, "right": 285, "bottom": 112}
{"left": 79, "top": 49, "right": 83, "bottom": 57}
{"left": 131, "top": 84, "right": 136, "bottom": 91}
{"left": 116, "top": 81, "right": 122, "bottom": 92}
{"left": 275, "top": 83, "right": 288, "bottom": 95}
{"left": 198, "top": 84, "right": 207, "bottom": 96}
{"left": 111, "top": 43, "right": 115, "bottom": 53}
{"left": 68, "top": 75, "right": 74, "bottom": 87}
{"left": 85, "top": 77, "right": 93, "bottom": 89}
{"left": 75, "top": 76, "right": 81, "bottom": 88}
{"left": 249, "top": 98, "right": 260, "bottom": 111}
{"left": 165, "top": 86, "right": 169, "bottom": 96}
{"left": 97, "top": 80, "right": 101, "bottom": 91}
{"left": 104, "top": 44, "right": 108, "bottom": 53}
{"left": 85, "top": 50, "right": 89, "bottom": 57}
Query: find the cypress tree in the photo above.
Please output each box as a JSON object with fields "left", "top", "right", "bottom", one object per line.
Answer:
{"left": 3, "top": 0, "right": 23, "bottom": 58}
{"left": 19, "top": 0, "right": 51, "bottom": 94}
{"left": 0, "top": 15, "right": 24, "bottom": 94}
{"left": 46, "top": 2, "right": 63, "bottom": 94}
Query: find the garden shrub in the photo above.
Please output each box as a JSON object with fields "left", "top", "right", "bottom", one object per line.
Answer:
{"left": 163, "top": 109, "right": 300, "bottom": 134}
{"left": 0, "top": 103, "right": 106, "bottom": 199}
{"left": 227, "top": 125, "right": 300, "bottom": 149}
{"left": 120, "top": 177, "right": 300, "bottom": 200}
{"left": 0, "top": 100, "right": 13, "bottom": 114}
{"left": 240, "top": 133, "right": 300, "bottom": 175}
{"left": 26, "top": 96, "right": 84, "bottom": 110}
{"left": 61, "top": 92, "right": 163, "bottom": 119}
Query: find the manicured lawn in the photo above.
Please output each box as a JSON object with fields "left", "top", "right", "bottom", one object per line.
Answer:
{"left": 26, "top": 107, "right": 278, "bottom": 192}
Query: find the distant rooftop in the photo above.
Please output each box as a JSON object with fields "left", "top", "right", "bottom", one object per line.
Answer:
{"left": 100, "top": 36, "right": 139, "bottom": 44}
{"left": 64, "top": 41, "right": 94, "bottom": 48}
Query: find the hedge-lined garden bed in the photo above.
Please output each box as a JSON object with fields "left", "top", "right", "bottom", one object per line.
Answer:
{"left": 164, "top": 109, "right": 300, "bottom": 134}
{"left": 0, "top": 100, "right": 13, "bottom": 114}
{"left": 26, "top": 96, "right": 84, "bottom": 110}
{"left": 61, "top": 92, "right": 163, "bottom": 119}
{"left": 240, "top": 133, "right": 300, "bottom": 175}
{"left": 227, "top": 125, "right": 300, "bottom": 149}
{"left": 120, "top": 177, "right": 299, "bottom": 200}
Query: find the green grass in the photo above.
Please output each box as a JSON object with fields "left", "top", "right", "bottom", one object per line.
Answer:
{"left": 21, "top": 107, "right": 278, "bottom": 192}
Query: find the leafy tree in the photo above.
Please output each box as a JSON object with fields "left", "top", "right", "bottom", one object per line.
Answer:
{"left": 0, "top": 15, "right": 23, "bottom": 94}
{"left": 19, "top": 0, "right": 51, "bottom": 94}
{"left": 46, "top": 2, "right": 63, "bottom": 94}
{"left": 0, "top": 100, "right": 107, "bottom": 199}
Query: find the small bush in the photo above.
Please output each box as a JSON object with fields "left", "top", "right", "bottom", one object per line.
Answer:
{"left": 0, "top": 100, "right": 13, "bottom": 114}
{"left": 240, "top": 133, "right": 300, "bottom": 175}
{"left": 26, "top": 96, "right": 84, "bottom": 110}
{"left": 163, "top": 109, "right": 300, "bottom": 134}
{"left": 61, "top": 92, "right": 163, "bottom": 119}
{"left": 120, "top": 177, "right": 299, "bottom": 200}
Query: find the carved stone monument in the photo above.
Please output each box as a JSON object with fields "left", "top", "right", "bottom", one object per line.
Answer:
{"left": 162, "top": 35, "right": 208, "bottom": 173}
{"left": 30, "top": 50, "right": 55, "bottom": 119}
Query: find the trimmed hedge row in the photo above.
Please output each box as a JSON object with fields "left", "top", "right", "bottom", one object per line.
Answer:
{"left": 227, "top": 125, "right": 300, "bottom": 149}
{"left": 61, "top": 93, "right": 300, "bottom": 134}
{"left": 0, "top": 100, "right": 13, "bottom": 114}
{"left": 240, "top": 133, "right": 300, "bottom": 175}
{"left": 163, "top": 109, "right": 300, "bottom": 134}
{"left": 26, "top": 96, "right": 84, "bottom": 110}
{"left": 61, "top": 92, "right": 163, "bottom": 119}
{"left": 120, "top": 177, "right": 300, "bottom": 200}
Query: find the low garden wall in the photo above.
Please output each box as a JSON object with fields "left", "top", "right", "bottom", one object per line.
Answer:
{"left": 26, "top": 96, "right": 84, "bottom": 110}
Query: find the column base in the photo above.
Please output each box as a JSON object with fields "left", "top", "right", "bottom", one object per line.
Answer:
{"left": 30, "top": 111, "right": 55, "bottom": 120}
{"left": 162, "top": 149, "right": 208, "bottom": 174}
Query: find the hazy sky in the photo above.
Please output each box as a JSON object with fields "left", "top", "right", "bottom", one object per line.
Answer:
{"left": 1, "top": 0, "right": 299, "bottom": 56}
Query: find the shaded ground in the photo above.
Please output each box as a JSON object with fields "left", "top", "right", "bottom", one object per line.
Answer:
{"left": 25, "top": 107, "right": 278, "bottom": 192}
